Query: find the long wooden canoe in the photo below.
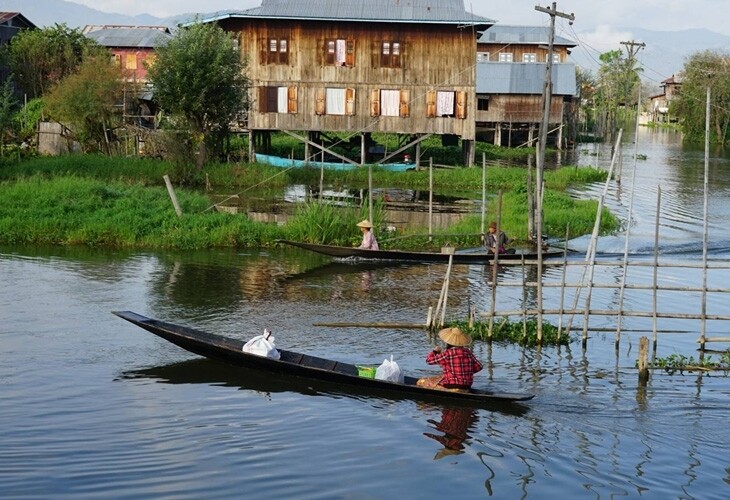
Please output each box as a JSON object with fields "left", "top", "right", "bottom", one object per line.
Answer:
{"left": 114, "top": 311, "right": 534, "bottom": 405}
{"left": 277, "top": 239, "right": 563, "bottom": 264}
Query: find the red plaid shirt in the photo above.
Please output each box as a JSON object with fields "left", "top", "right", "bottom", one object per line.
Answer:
{"left": 426, "top": 347, "right": 483, "bottom": 387}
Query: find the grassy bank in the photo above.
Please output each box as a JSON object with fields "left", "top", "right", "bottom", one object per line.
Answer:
{"left": 0, "top": 154, "right": 618, "bottom": 249}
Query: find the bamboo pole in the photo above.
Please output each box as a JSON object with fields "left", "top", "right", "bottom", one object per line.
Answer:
{"left": 314, "top": 322, "right": 427, "bottom": 329}
{"left": 652, "top": 187, "right": 661, "bottom": 346}
{"left": 564, "top": 129, "right": 621, "bottom": 342}
{"left": 700, "top": 87, "right": 711, "bottom": 350}
{"left": 481, "top": 152, "right": 487, "bottom": 235}
{"left": 163, "top": 175, "right": 183, "bottom": 218}
{"left": 638, "top": 336, "right": 649, "bottom": 386}
{"left": 428, "top": 157, "right": 433, "bottom": 241}
{"left": 439, "top": 253, "right": 454, "bottom": 328}
{"left": 556, "top": 225, "right": 569, "bottom": 341}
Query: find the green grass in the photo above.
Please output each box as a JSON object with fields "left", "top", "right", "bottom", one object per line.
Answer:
{"left": 0, "top": 153, "right": 618, "bottom": 249}
{"left": 449, "top": 318, "right": 570, "bottom": 346}
{"left": 645, "top": 352, "right": 730, "bottom": 373}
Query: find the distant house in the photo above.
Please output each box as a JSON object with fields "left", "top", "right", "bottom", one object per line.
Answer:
{"left": 83, "top": 25, "right": 172, "bottom": 82}
{"left": 475, "top": 25, "right": 578, "bottom": 148}
{"left": 84, "top": 25, "right": 173, "bottom": 128}
{"left": 0, "top": 12, "right": 37, "bottom": 88}
{"left": 649, "top": 75, "right": 681, "bottom": 123}
{"left": 196, "top": 0, "right": 493, "bottom": 167}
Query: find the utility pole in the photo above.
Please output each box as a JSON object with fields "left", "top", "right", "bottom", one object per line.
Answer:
{"left": 534, "top": 2, "right": 574, "bottom": 342}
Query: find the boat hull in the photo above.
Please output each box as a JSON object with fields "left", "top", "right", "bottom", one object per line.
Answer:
{"left": 114, "top": 311, "right": 534, "bottom": 405}
{"left": 277, "top": 240, "right": 563, "bottom": 264}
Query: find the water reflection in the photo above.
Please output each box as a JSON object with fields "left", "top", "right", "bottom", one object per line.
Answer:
{"left": 422, "top": 405, "right": 480, "bottom": 460}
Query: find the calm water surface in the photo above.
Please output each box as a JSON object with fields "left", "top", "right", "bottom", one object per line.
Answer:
{"left": 2, "top": 129, "right": 730, "bottom": 499}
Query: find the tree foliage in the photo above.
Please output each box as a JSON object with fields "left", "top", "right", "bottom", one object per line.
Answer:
{"left": 4, "top": 24, "right": 103, "bottom": 99}
{"left": 0, "top": 79, "right": 18, "bottom": 152}
{"left": 44, "top": 56, "right": 124, "bottom": 154}
{"left": 147, "top": 21, "right": 248, "bottom": 169}
{"left": 593, "top": 49, "right": 642, "bottom": 140}
{"left": 672, "top": 50, "right": 730, "bottom": 144}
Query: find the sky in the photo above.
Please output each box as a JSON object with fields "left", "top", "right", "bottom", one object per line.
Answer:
{"left": 64, "top": 0, "right": 730, "bottom": 37}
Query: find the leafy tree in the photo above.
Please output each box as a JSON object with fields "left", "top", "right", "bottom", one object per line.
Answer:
{"left": 672, "top": 50, "right": 730, "bottom": 144}
{"left": 594, "top": 49, "right": 642, "bottom": 141}
{"left": 4, "top": 24, "right": 102, "bottom": 99}
{"left": 147, "top": 21, "right": 248, "bottom": 169}
{"left": 44, "top": 55, "right": 124, "bottom": 154}
{"left": 0, "top": 79, "right": 18, "bottom": 154}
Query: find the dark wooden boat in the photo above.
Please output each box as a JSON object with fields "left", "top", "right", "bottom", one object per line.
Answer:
{"left": 114, "top": 311, "right": 534, "bottom": 405}
{"left": 277, "top": 239, "right": 563, "bottom": 264}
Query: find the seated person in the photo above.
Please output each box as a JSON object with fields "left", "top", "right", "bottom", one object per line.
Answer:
{"left": 417, "top": 327, "right": 483, "bottom": 391}
{"left": 484, "top": 221, "right": 512, "bottom": 254}
{"left": 356, "top": 219, "right": 379, "bottom": 250}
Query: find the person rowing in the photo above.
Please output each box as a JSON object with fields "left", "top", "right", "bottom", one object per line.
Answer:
{"left": 417, "top": 327, "right": 483, "bottom": 392}
{"left": 356, "top": 219, "right": 379, "bottom": 250}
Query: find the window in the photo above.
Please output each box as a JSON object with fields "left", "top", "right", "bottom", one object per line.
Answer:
{"left": 259, "top": 86, "right": 298, "bottom": 114}
{"left": 262, "top": 38, "right": 289, "bottom": 64}
{"left": 125, "top": 54, "right": 137, "bottom": 70}
{"left": 551, "top": 53, "right": 561, "bottom": 63}
{"left": 477, "top": 97, "right": 489, "bottom": 111}
{"left": 476, "top": 52, "right": 490, "bottom": 63}
{"left": 381, "top": 41, "right": 401, "bottom": 68}
{"left": 315, "top": 88, "right": 356, "bottom": 115}
{"left": 112, "top": 54, "right": 122, "bottom": 67}
{"left": 325, "top": 38, "right": 355, "bottom": 66}
{"left": 498, "top": 52, "right": 513, "bottom": 63}
{"left": 426, "top": 90, "right": 467, "bottom": 119}
{"left": 370, "top": 89, "right": 409, "bottom": 117}
{"left": 522, "top": 53, "right": 537, "bottom": 63}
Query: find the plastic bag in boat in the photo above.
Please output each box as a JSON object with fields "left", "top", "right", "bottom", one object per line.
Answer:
{"left": 242, "top": 329, "right": 280, "bottom": 360}
{"left": 375, "top": 355, "right": 404, "bottom": 383}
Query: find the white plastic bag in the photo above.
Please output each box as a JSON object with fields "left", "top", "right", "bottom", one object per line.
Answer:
{"left": 242, "top": 329, "right": 280, "bottom": 360}
{"left": 375, "top": 355, "right": 404, "bottom": 383}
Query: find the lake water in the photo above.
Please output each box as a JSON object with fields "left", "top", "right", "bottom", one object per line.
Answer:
{"left": 2, "top": 128, "right": 730, "bottom": 499}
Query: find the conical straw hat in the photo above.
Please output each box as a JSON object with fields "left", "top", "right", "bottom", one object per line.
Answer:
{"left": 356, "top": 219, "right": 372, "bottom": 228}
{"left": 438, "top": 327, "right": 471, "bottom": 347}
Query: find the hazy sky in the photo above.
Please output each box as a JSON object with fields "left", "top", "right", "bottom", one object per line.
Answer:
{"left": 65, "top": 0, "right": 729, "bottom": 37}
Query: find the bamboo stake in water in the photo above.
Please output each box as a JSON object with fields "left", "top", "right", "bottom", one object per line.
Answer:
{"left": 653, "top": 186, "right": 661, "bottom": 347}
{"left": 700, "top": 87, "right": 711, "bottom": 350}
{"left": 428, "top": 157, "right": 433, "bottom": 241}
{"left": 481, "top": 152, "right": 487, "bottom": 235}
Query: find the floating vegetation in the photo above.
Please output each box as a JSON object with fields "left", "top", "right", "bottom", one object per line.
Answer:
{"left": 450, "top": 318, "right": 570, "bottom": 347}
{"left": 635, "top": 153, "right": 648, "bottom": 160}
{"left": 644, "top": 352, "right": 730, "bottom": 374}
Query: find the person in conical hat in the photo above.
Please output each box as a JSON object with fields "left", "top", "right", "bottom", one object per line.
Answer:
{"left": 356, "top": 219, "right": 379, "bottom": 250}
{"left": 417, "top": 327, "right": 483, "bottom": 391}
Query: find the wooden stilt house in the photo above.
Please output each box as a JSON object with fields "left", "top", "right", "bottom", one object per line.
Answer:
{"left": 200, "top": 0, "right": 492, "bottom": 167}
{"left": 475, "top": 25, "right": 577, "bottom": 148}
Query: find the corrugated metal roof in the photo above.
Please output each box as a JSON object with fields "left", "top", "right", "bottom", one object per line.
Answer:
{"left": 200, "top": 0, "right": 493, "bottom": 25}
{"left": 476, "top": 62, "right": 577, "bottom": 96}
{"left": 85, "top": 27, "right": 172, "bottom": 48}
{"left": 0, "top": 12, "right": 36, "bottom": 29}
{"left": 479, "top": 25, "right": 576, "bottom": 46}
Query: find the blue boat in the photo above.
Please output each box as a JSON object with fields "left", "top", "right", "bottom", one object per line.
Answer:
{"left": 254, "top": 153, "right": 415, "bottom": 172}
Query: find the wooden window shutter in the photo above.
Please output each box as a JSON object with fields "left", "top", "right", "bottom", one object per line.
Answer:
{"left": 455, "top": 91, "right": 467, "bottom": 119}
{"left": 325, "top": 39, "right": 335, "bottom": 65}
{"left": 287, "top": 86, "right": 298, "bottom": 114}
{"left": 260, "top": 38, "right": 268, "bottom": 65}
{"left": 266, "top": 87, "right": 278, "bottom": 113}
{"left": 258, "top": 86, "right": 268, "bottom": 113}
{"left": 380, "top": 42, "right": 389, "bottom": 68}
{"left": 345, "top": 40, "right": 356, "bottom": 67}
{"left": 370, "top": 89, "right": 380, "bottom": 117}
{"left": 345, "top": 88, "right": 356, "bottom": 115}
{"left": 399, "top": 90, "right": 409, "bottom": 117}
{"left": 426, "top": 90, "right": 436, "bottom": 118}
{"left": 280, "top": 38, "right": 289, "bottom": 65}
{"left": 315, "top": 88, "right": 326, "bottom": 115}
{"left": 392, "top": 42, "right": 401, "bottom": 68}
